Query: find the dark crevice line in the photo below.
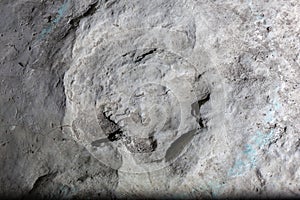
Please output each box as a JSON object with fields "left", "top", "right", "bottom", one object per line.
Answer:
{"left": 69, "top": 1, "right": 99, "bottom": 28}
{"left": 134, "top": 48, "right": 157, "bottom": 63}
{"left": 60, "top": 1, "right": 99, "bottom": 40}
{"left": 28, "top": 172, "right": 58, "bottom": 194}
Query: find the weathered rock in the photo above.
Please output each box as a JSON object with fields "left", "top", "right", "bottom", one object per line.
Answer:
{"left": 0, "top": 0, "right": 299, "bottom": 198}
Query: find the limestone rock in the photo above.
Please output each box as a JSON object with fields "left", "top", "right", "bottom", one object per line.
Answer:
{"left": 0, "top": 0, "right": 299, "bottom": 198}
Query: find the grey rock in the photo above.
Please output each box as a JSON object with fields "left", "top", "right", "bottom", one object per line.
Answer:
{"left": 0, "top": 0, "right": 299, "bottom": 198}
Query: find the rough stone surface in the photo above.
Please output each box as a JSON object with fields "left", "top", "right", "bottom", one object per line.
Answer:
{"left": 0, "top": 0, "right": 299, "bottom": 199}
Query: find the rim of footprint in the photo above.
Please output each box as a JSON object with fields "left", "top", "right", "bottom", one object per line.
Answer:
{"left": 63, "top": 28, "right": 221, "bottom": 173}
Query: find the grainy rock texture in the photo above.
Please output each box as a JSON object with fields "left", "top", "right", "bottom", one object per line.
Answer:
{"left": 0, "top": 0, "right": 299, "bottom": 199}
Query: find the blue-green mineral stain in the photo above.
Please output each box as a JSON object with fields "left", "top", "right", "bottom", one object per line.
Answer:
{"left": 228, "top": 128, "right": 275, "bottom": 177}
{"left": 38, "top": 0, "right": 69, "bottom": 40}
{"left": 228, "top": 86, "right": 281, "bottom": 177}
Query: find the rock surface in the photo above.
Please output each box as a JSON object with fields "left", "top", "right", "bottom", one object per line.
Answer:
{"left": 0, "top": 0, "right": 299, "bottom": 199}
